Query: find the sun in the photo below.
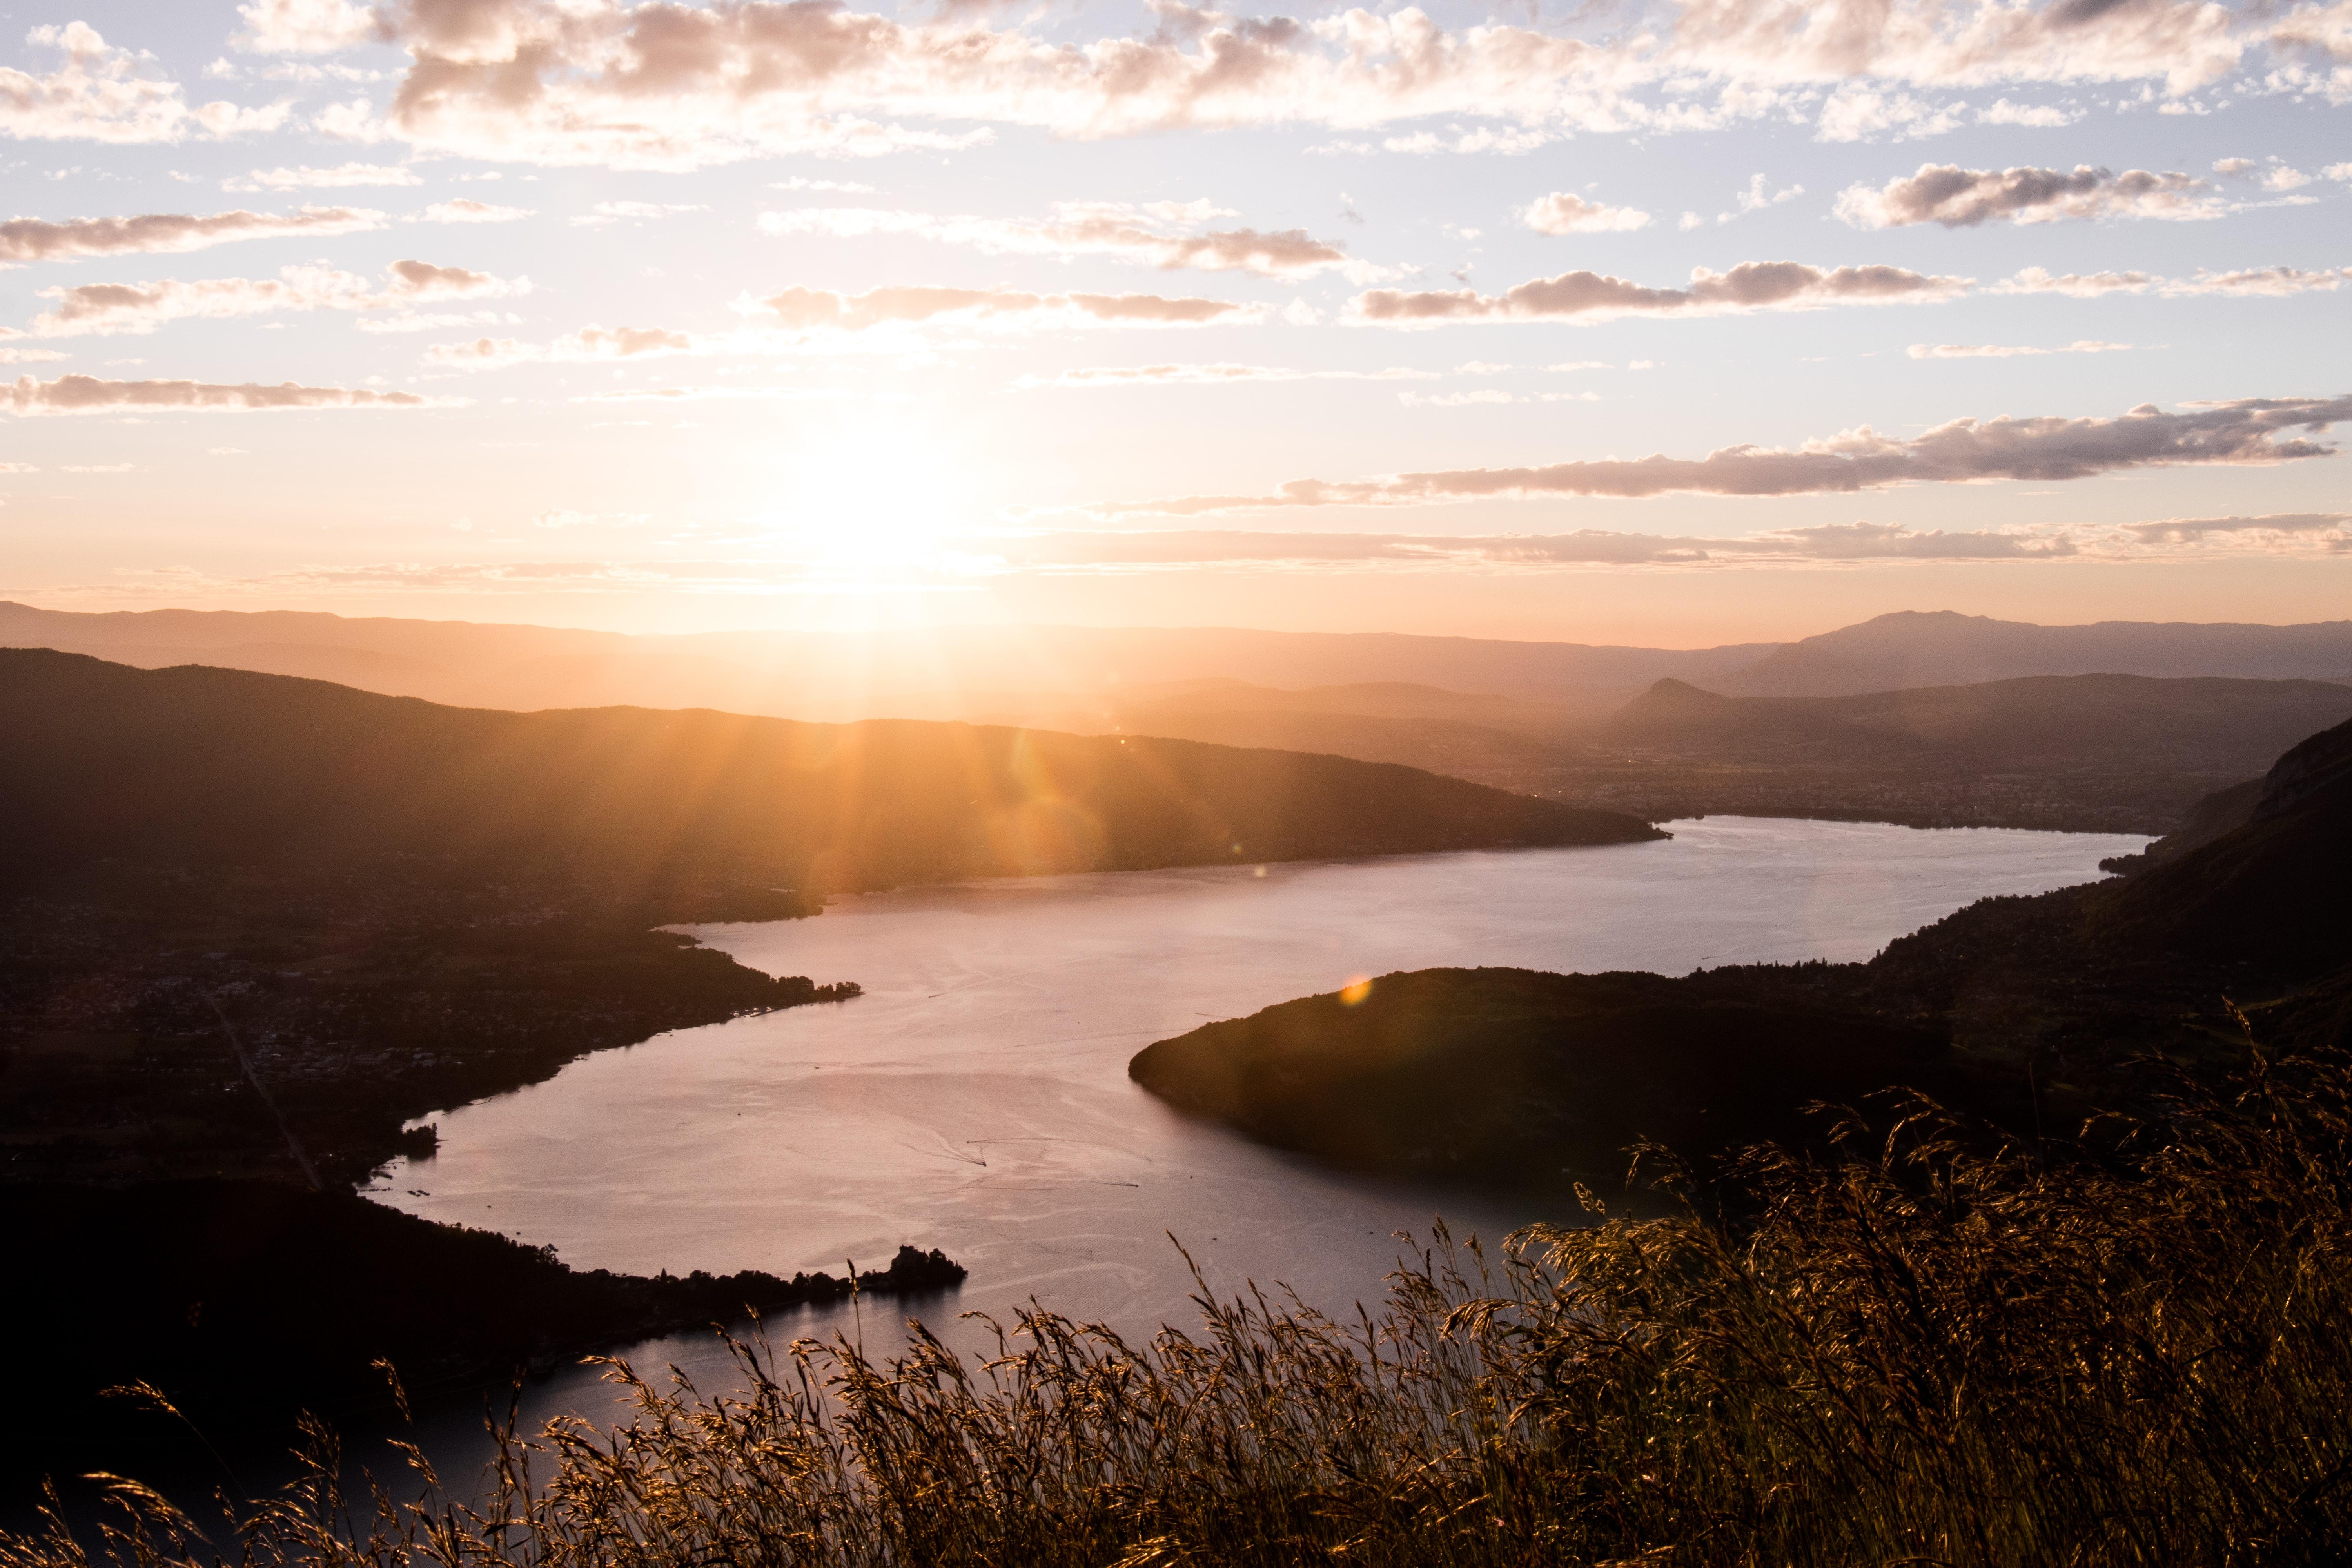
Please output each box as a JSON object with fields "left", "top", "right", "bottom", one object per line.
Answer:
{"left": 748, "top": 414, "right": 975, "bottom": 574}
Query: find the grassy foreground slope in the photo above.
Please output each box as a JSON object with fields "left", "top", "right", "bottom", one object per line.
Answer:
{"left": 17, "top": 915, "right": 2352, "bottom": 1561}
{"left": 1134, "top": 713, "right": 2352, "bottom": 1187}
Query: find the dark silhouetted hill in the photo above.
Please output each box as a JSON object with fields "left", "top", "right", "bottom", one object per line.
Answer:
{"left": 1134, "top": 713, "right": 2352, "bottom": 1188}
{"left": 0, "top": 650, "right": 1661, "bottom": 895}
{"left": 0, "top": 1179, "right": 963, "bottom": 1486}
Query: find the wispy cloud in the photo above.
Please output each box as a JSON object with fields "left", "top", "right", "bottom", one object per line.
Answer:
{"left": 1083, "top": 395, "right": 2352, "bottom": 513}
{"left": 224, "top": 162, "right": 419, "bottom": 191}
{"left": 1348, "top": 260, "right": 1966, "bottom": 325}
{"left": 27, "top": 260, "right": 529, "bottom": 336}
{"left": 757, "top": 202, "right": 1370, "bottom": 280}
{"left": 1907, "top": 340, "right": 2134, "bottom": 358}
{"left": 416, "top": 198, "right": 534, "bottom": 224}
{"left": 1009, "top": 362, "right": 1440, "bottom": 388}
{"left": 425, "top": 325, "right": 695, "bottom": 370}
{"left": 0, "top": 205, "right": 387, "bottom": 265}
{"left": 740, "top": 284, "right": 1259, "bottom": 335}
{"left": 3, "top": 373, "right": 448, "bottom": 415}
{"left": 1995, "top": 263, "right": 2351, "bottom": 296}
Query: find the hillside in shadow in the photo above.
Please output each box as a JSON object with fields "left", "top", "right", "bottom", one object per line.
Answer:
{"left": 1134, "top": 712, "right": 2352, "bottom": 1190}
{"left": 0, "top": 649, "right": 1657, "bottom": 894}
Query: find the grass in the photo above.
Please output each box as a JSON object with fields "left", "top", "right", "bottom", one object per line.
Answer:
{"left": 12, "top": 1043, "right": 2352, "bottom": 1568}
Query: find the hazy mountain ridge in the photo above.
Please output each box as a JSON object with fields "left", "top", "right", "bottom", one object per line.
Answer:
{"left": 14, "top": 602, "right": 2352, "bottom": 721}
{"left": 1714, "top": 610, "right": 2352, "bottom": 697}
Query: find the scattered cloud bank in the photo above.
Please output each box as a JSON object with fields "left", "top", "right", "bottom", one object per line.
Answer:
{"left": 1522, "top": 192, "right": 1653, "bottom": 234}
{"left": 0, "top": 205, "right": 385, "bottom": 264}
{"left": 757, "top": 202, "right": 1366, "bottom": 279}
{"left": 2, "top": 372, "right": 442, "bottom": 414}
{"left": 1084, "top": 395, "right": 2352, "bottom": 513}
{"left": 1837, "top": 163, "right": 2223, "bottom": 227}
{"left": 1908, "top": 339, "right": 2134, "bottom": 358}
{"left": 1349, "top": 260, "right": 1965, "bottom": 325}
{"left": 26, "top": 260, "right": 530, "bottom": 336}
{"left": 1, "top": 22, "right": 290, "bottom": 143}
{"left": 208, "top": 0, "right": 2334, "bottom": 169}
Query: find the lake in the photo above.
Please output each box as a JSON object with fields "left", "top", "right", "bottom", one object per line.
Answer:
{"left": 374, "top": 815, "right": 2145, "bottom": 1400}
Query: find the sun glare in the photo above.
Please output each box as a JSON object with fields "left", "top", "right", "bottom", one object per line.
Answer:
{"left": 749, "top": 417, "right": 975, "bottom": 575}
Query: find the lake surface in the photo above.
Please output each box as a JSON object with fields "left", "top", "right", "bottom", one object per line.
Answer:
{"left": 376, "top": 816, "right": 2145, "bottom": 1384}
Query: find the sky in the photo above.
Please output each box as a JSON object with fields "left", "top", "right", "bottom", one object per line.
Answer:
{"left": 1, "top": 0, "right": 2348, "bottom": 647}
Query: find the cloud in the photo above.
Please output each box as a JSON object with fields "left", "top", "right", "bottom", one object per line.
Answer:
{"left": 1991, "top": 266, "right": 2156, "bottom": 296}
{"left": 1, "top": 21, "right": 295, "bottom": 143}
{"left": 1837, "top": 163, "right": 2224, "bottom": 226}
{"left": 417, "top": 198, "right": 534, "bottom": 223}
{"left": 1009, "top": 362, "right": 1439, "bottom": 388}
{"left": 424, "top": 325, "right": 696, "bottom": 369}
{"left": 1722, "top": 173, "right": 1804, "bottom": 222}
{"left": 29, "top": 261, "right": 524, "bottom": 338}
{"left": 1995, "top": 263, "right": 2351, "bottom": 297}
{"left": 1908, "top": 339, "right": 2133, "bottom": 358}
{"left": 235, "top": 0, "right": 378, "bottom": 55}
{"left": 757, "top": 203, "right": 1367, "bottom": 279}
{"left": 1349, "top": 260, "right": 1966, "bottom": 325}
{"left": 225, "top": 162, "right": 419, "bottom": 191}
{"left": 1815, "top": 87, "right": 1963, "bottom": 142}
{"left": 27, "top": 260, "right": 528, "bottom": 337}
{"left": 1521, "top": 192, "right": 1652, "bottom": 234}
{"left": 969, "top": 521, "right": 2078, "bottom": 568}
{"left": 1088, "top": 395, "right": 2352, "bottom": 513}
{"left": 740, "top": 284, "right": 1258, "bottom": 335}
{"left": 2123, "top": 511, "right": 2352, "bottom": 543}
{"left": 571, "top": 200, "right": 707, "bottom": 227}
{"left": 3, "top": 373, "right": 445, "bottom": 415}
{"left": 1976, "top": 97, "right": 2080, "bottom": 127}
{"left": 0, "top": 346, "right": 72, "bottom": 364}
{"left": 568, "top": 384, "right": 878, "bottom": 404}
{"left": 0, "top": 205, "right": 385, "bottom": 264}
{"left": 335, "top": 0, "right": 2311, "bottom": 169}
{"left": 2161, "top": 264, "right": 2352, "bottom": 296}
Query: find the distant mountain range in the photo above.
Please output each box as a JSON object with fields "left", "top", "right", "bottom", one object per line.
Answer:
{"left": 1602, "top": 674, "right": 2352, "bottom": 775}
{"left": 11, "top": 601, "right": 2351, "bottom": 720}
{"left": 1714, "top": 611, "right": 2352, "bottom": 697}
